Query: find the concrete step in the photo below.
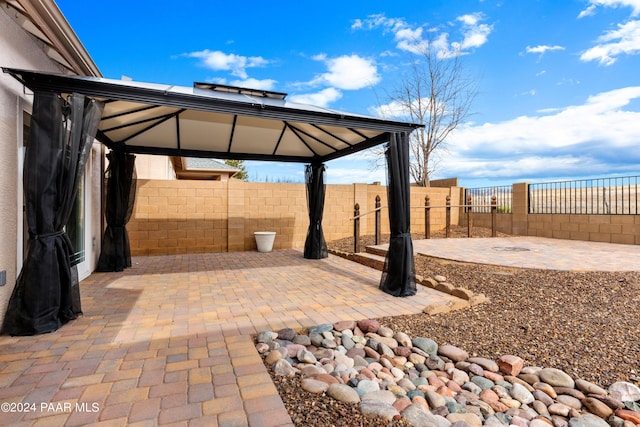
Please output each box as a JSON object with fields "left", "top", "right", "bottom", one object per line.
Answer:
{"left": 350, "top": 252, "right": 386, "bottom": 271}
{"left": 365, "top": 245, "right": 388, "bottom": 257}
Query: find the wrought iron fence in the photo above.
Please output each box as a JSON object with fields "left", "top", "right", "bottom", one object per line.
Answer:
{"left": 529, "top": 176, "right": 640, "bottom": 215}
{"left": 465, "top": 186, "right": 512, "bottom": 213}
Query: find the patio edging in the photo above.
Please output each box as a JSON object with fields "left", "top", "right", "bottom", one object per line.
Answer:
{"left": 327, "top": 249, "right": 490, "bottom": 315}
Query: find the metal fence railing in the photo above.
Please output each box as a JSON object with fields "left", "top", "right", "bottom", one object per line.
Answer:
{"left": 465, "top": 185, "right": 512, "bottom": 213}
{"left": 349, "top": 194, "right": 499, "bottom": 251}
{"left": 529, "top": 175, "right": 640, "bottom": 215}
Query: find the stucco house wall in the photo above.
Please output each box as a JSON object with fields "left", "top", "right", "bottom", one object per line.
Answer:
{"left": 0, "top": 3, "right": 102, "bottom": 326}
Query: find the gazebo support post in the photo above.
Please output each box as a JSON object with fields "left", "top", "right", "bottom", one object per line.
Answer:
{"left": 303, "top": 162, "right": 328, "bottom": 259}
{"left": 379, "top": 132, "right": 416, "bottom": 297}
{"left": 96, "top": 150, "right": 137, "bottom": 272}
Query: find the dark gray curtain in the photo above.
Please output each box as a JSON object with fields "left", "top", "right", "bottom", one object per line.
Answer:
{"left": 379, "top": 132, "right": 417, "bottom": 297}
{"left": 97, "top": 151, "right": 137, "bottom": 272}
{"left": 303, "top": 163, "right": 328, "bottom": 259}
{"left": 1, "top": 92, "right": 103, "bottom": 336}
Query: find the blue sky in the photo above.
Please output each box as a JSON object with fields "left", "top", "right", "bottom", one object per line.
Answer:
{"left": 57, "top": 0, "right": 640, "bottom": 187}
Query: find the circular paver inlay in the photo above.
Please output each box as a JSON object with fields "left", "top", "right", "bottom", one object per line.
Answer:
{"left": 492, "top": 246, "right": 531, "bottom": 252}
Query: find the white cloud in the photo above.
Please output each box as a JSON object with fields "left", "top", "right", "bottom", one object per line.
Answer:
{"left": 380, "top": 50, "right": 398, "bottom": 57}
{"left": 229, "top": 78, "right": 277, "bottom": 91}
{"left": 369, "top": 99, "right": 406, "bottom": 118}
{"left": 526, "top": 45, "right": 566, "bottom": 55}
{"left": 352, "top": 13, "right": 492, "bottom": 57}
{"left": 431, "top": 33, "right": 454, "bottom": 58}
{"left": 525, "top": 45, "right": 566, "bottom": 63}
{"left": 206, "top": 77, "right": 227, "bottom": 85}
{"left": 578, "top": 0, "right": 640, "bottom": 18}
{"left": 396, "top": 27, "right": 424, "bottom": 43}
{"left": 458, "top": 14, "right": 480, "bottom": 26}
{"left": 458, "top": 13, "right": 493, "bottom": 50}
{"left": 578, "top": 5, "right": 598, "bottom": 18}
{"left": 309, "top": 54, "right": 381, "bottom": 90}
{"left": 322, "top": 163, "right": 386, "bottom": 184}
{"left": 352, "top": 14, "right": 427, "bottom": 53}
{"left": 583, "top": 85, "right": 640, "bottom": 111}
{"left": 184, "top": 49, "right": 269, "bottom": 79}
{"left": 351, "top": 14, "right": 404, "bottom": 32}
{"left": 289, "top": 88, "right": 343, "bottom": 107}
{"left": 370, "top": 95, "right": 458, "bottom": 122}
{"left": 326, "top": 149, "right": 406, "bottom": 184}
{"left": 579, "top": 1, "right": 640, "bottom": 65}
{"left": 291, "top": 54, "right": 379, "bottom": 108}
{"left": 580, "top": 20, "right": 640, "bottom": 65}
{"left": 439, "top": 86, "right": 640, "bottom": 181}
{"left": 396, "top": 38, "right": 430, "bottom": 55}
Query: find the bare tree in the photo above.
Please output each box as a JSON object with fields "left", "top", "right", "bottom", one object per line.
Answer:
{"left": 377, "top": 44, "right": 477, "bottom": 186}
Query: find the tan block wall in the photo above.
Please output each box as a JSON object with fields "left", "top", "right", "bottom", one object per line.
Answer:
{"left": 526, "top": 214, "right": 640, "bottom": 244}
{"left": 511, "top": 183, "right": 529, "bottom": 235}
{"left": 472, "top": 213, "right": 513, "bottom": 235}
{"left": 130, "top": 180, "right": 229, "bottom": 256}
{"left": 325, "top": 185, "right": 356, "bottom": 242}
{"left": 359, "top": 186, "right": 455, "bottom": 239}
{"left": 421, "top": 187, "right": 458, "bottom": 234}
{"left": 130, "top": 179, "right": 640, "bottom": 255}
{"left": 365, "top": 184, "right": 388, "bottom": 237}
{"left": 242, "top": 182, "right": 307, "bottom": 251}
{"left": 430, "top": 178, "right": 459, "bottom": 188}
{"left": 129, "top": 180, "right": 456, "bottom": 255}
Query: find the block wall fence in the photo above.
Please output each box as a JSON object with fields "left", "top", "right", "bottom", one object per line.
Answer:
{"left": 128, "top": 178, "right": 640, "bottom": 256}
{"left": 471, "top": 183, "right": 640, "bottom": 244}
{"left": 128, "top": 179, "right": 461, "bottom": 256}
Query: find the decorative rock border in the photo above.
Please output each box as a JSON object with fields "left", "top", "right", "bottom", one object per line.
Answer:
{"left": 417, "top": 273, "right": 490, "bottom": 315}
{"left": 257, "top": 319, "right": 640, "bottom": 427}
{"left": 328, "top": 248, "right": 490, "bottom": 314}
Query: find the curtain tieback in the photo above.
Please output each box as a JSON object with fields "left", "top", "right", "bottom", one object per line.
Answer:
{"left": 391, "top": 233, "right": 411, "bottom": 238}
{"left": 106, "top": 225, "right": 126, "bottom": 238}
{"left": 30, "top": 230, "right": 65, "bottom": 240}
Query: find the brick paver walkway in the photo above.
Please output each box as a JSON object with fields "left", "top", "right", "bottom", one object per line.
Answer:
{"left": 0, "top": 249, "right": 456, "bottom": 426}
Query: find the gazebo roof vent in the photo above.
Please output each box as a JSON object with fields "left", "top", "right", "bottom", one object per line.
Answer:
{"left": 193, "top": 82, "right": 287, "bottom": 100}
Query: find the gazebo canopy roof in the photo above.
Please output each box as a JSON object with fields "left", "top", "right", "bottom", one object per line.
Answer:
{"left": 4, "top": 67, "right": 421, "bottom": 163}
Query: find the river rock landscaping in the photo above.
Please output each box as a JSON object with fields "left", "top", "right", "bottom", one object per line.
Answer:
{"left": 257, "top": 229, "right": 640, "bottom": 426}
{"left": 257, "top": 320, "right": 640, "bottom": 427}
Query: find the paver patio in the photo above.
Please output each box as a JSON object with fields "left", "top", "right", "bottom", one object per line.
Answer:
{"left": 409, "top": 236, "right": 640, "bottom": 271}
{"left": 0, "top": 249, "right": 456, "bottom": 426}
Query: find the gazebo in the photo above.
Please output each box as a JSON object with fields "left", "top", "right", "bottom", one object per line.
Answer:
{"left": 2, "top": 67, "right": 422, "bottom": 336}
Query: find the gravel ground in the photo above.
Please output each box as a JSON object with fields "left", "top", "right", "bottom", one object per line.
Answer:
{"left": 329, "top": 225, "right": 511, "bottom": 254}
{"left": 268, "top": 228, "right": 640, "bottom": 426}
{"left": 267, "top": 364, "right": 413, "bottom": 427}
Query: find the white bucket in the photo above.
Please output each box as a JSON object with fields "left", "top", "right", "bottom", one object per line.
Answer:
{"left": 254, "top": 231, "right": 276, "bottom": 252}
